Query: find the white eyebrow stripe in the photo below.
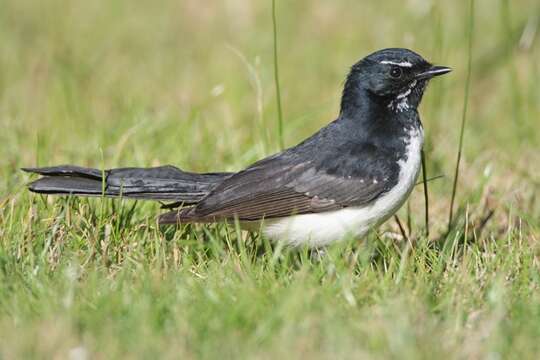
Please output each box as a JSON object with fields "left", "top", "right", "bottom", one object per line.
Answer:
{"left": 380, "top": 60, "right": 413, "bottom": 67}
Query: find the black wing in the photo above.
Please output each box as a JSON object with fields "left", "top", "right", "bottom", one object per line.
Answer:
{"left": 160, "top": 140, "right": 400, "bottom": 223}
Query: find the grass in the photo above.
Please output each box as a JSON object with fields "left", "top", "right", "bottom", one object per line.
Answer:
{"left": 271, "top": 0, "right": 285, "bottom": 150}
{"left": 448, "top": 0, "right": 475, "bottom": 231}
{"left": 1, "top": 0, "right": 539, "bottom": 358}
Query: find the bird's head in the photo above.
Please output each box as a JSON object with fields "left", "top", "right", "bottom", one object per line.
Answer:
{"left": 341, "top": 48, "right": 451, "bottom": 115}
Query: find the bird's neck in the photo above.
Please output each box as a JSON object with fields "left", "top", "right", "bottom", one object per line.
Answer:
{"left": 339, "top": 86, "right": 419, "bottom": 128}
{"left": 340, "top": 86, "right": 380, "bottom": 120}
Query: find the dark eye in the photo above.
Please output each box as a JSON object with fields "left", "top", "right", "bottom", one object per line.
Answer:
{"left": 390, "top": 66, "right": 402, "bottom": 78}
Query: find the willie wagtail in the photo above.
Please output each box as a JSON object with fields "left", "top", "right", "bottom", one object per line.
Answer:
{"left": 23, "top": 48, "right": 451, "bottom": 247}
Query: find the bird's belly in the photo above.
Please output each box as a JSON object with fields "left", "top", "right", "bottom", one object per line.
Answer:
{"left": 252, "top": 126, "right": 424, "bottom": 248}
{"left": 257, "top": 207, "right": 381, "bottom": 247}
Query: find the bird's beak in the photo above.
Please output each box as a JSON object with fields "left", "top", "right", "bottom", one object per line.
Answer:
{"left": 416, "top": 65, "right": 452, "bottom": 80}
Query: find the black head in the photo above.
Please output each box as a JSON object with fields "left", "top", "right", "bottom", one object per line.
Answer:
{"left": 340, "top": 48, "right": 451, "bottom": 116}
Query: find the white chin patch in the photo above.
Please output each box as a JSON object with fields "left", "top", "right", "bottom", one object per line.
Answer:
{"left": 388, "top": 80, "right": 418, "bottom": 113}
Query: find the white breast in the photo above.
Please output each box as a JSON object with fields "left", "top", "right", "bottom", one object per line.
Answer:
{"left": 258, "top": 127, "right": 424, "bottom": 247}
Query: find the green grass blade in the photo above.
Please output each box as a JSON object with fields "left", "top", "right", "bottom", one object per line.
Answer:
{"left": 421, "top": 149, "right": 430, "bottom": 237}
{"left": 272, "top": 0, "right": 285, "bottom": 150}
{"left": 448, "top": 0, "right": 475, "bottom": 231}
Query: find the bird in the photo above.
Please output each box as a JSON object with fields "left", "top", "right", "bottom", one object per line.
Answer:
{"left": 23, "top": 48, "right": 451, "bottom": 247}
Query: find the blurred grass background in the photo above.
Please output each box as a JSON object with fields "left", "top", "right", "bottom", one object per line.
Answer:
{"left": 0, "top": 0, "right": 539, "bottom": 358}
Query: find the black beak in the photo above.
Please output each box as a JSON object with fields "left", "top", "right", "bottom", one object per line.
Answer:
{"left": 416, "top": 65, "right": 452, "bottom": 80}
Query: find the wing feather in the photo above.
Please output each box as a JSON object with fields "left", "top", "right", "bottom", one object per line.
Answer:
{"left": 160, "top": 132, "right": 402, "bottom": 223}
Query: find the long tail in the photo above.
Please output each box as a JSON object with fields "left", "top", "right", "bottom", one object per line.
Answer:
{"left": 23, "top": 165, "right": 232, "bottom": 204}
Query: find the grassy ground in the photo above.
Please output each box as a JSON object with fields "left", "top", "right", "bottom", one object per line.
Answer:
{"left": 1, "top": 0, "right": 539, "bottom": 358}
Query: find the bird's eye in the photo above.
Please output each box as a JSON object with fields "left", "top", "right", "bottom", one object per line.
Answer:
{"left": 390, "top": 66, "right": 402, "bottom": 78}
